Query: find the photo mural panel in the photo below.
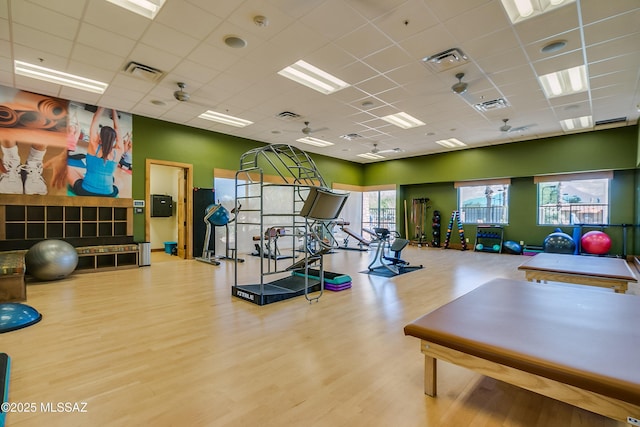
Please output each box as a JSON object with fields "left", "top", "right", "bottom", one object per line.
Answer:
{"left": 0, "top": 85, "right": 132, "bottom": 198}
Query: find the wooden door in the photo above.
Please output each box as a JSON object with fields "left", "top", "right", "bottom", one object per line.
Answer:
{"left": 176, "top": 168, "right": 186, "bottom": 259}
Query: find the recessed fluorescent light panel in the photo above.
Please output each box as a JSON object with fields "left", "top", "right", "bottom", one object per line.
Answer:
{"left": 435, "top": 138, "right": 467, "bottom": 148}
{"left": 358, "top": 153, "right": 385, "bottom": 160}
{"left": 14, "top": 60, "right": 108, "bottom": 94}
{"left": 296, "top": 136, "right": 334, "bottom": 147}
{"left": 198, "top": 111, "right": 253, "bottom": 127}
{"left": 381, "top": 112, "right": 425, "bottom": 129}
{"left": 500, "top": 0, "right": 575, "bottom": 24}
{"left": 105, "top": 0, "right": 166, "bottom": 19}
{"left": 538, "top": 65, "right": 588, "bottom": 99}
{"left": 278, "top": 60, "right": 349, "bottom": 95}
{"left": 560, "top": 115, "right": 592, "bottom": 131}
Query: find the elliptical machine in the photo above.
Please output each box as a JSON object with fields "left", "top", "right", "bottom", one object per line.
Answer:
{"left": 367, "top": 227, "right": 410, "bottom": 275}
{"left": 195, "top": 203, "right": 243, "bottom": 265}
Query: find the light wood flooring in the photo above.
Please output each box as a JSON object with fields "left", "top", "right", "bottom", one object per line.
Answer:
{"left": 3, "top": 246, "right": 637, "bottom": 427}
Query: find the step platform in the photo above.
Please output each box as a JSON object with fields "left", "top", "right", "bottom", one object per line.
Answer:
{"left": 291, "top": 269, "right": 352, "bottom": 285}
{"left": 325, "top": 282, "right": 351, "bottom": 291}
{"left": 232, "top": 275, "right": 321, "bottom": 306}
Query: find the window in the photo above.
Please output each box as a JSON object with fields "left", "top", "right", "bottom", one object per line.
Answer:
{"left": 457, "top": 180, "right": 510, "bottom": 224}
{"left": 362, "top": 189, "right": 396, "bottom": 232}
{"left": 536, "top": 172, "right": 610, "bottom": 225}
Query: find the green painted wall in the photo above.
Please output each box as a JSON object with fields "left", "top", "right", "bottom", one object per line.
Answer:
{"left": 363, "top": 126, "right": 638, "bottom": 185}
{"left": 397, "top": 171, "right": 635, "bottom": 256}
{"left": 130, "top": 116, "right": 363, "bottom": 240}
{"left": 130, "top": 115, "right": 639, "bottom": 254}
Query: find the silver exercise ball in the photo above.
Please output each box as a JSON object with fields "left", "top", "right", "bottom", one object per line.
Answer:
{"left": 25, "top": 240, "right": 78, "bottom": 281}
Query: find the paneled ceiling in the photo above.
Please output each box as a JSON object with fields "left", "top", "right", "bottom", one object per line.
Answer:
{"left": 1, "top": 0, "right": 639, "bottom": 163}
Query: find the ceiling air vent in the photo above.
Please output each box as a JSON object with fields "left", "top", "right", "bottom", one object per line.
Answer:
{"left": 124, "top": 61, "right": 164, "bottom": 82}
{"left": 275, "top": 111, "right": 301, "bottom": 121}
{"left": 474, "top": 98, "right": 509, "bottom": 112}
{"left": 422, "top": 48, "right": 468, "bottom": 73}
{"left": 340, "top": 133, "right": 363, "bottom": 141}
{"left": 595, "top": 117, "right": 627, "bottom": 126}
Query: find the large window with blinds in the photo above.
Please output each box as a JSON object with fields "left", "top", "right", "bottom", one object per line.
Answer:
{"left": 536, "top": 172, "right": 611, "bottom": 225}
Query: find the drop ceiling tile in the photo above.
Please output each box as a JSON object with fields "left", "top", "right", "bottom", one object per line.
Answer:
{"left": 425, "top": 0, "right": 496, "bottom": 22}
{"left": 23, "top": 0, "right": 86, "bottom": 19}
{"left": 345, "top": 0, "right": 407, "bottom": 21}
{"left": 71, "top": 43, "right": 125, "bottom": 74}
{"left": 171, "top": 60, "right": 220, "bottom": 86}
{"left": 84, "top": 0, "right": 151, "bottom": 40}
{"left": 373, "top": 0, "right": 439, "bottom": 42}
{"left": 354, "top": 74, "right": 398, "bottom": 96}
{"left": 268, "top": 20, "right": 330, "bottom": 59}
{"left": 531, "top": 49, "right": 584, "bottom": 75}
{"left": 155, "top": 1, "right": 223, "bottom": 40}
{"left": 300, "top": 0, "right": 368, "bottom": 41}
{"left": 475, "top": 47, "right": 530, "bottom": 77}
{"left": 226, "top": 0, "right": 296, "bottom": 40}
{"left": 328, "top": 85, "right": 369, "bottom": 103}
{"left": 463, "top": 28, "right": 521, "bottom": 61}
{"left": 185, "top": 0, "right": 242, "bottom": 19}
{"left": 126, "top": 43, "right": 183, "bottom": 74}
{"left": 583, "top": 10, "right": 640, "bottom": 46}
{"left": 512, "top": 3, "right": 579, "bottom": 45}
{"left": 335, "top": 23, "right": 394, "bottom": 59}
{"left": 579, "top": 0, "right": 640, "bottom": 25}
{"left": 385, "top": 62, "right": 429, "bottom": 86}
{"left": 11, "top": 1, "right": 79, "bottom": 40}
{"left": 586, "top": 33, "right": 640, "bottom": 62}
{"left": 140, "top": 23, "right": 200, "bottom": 58}
{"left": 445, "top": 1, "right": 510, "bottom": 43}
{"left": 77, "top": 23, "right": 137, "bottom": 58}
{"left": 0, "top": 17, "right": 9, "bottom": 41}
{"left": 362, "top": 45, "right": 413, "bottom": 74}
{"left": 265, "top": 0, "right": 326, "bottom": 19}
{"left": 399, "top": 24, "right": 457, "bottom": 62}
{"left": 305, "top": 44, "right": 356, "bottom": 73}
{"left": 588, "top": 53, "right": 640, "bottom": 78}
{"left": 12, "top": 23, "right": 73, "bottom": 59}
{"left": 336, "top": 60, "right": 379, "bottom": 85}
{"left": 187, "top": 43, "right": 242, "bottom": 72}
{"left": 523, "top": 30, "right": 582, "bottom": 63}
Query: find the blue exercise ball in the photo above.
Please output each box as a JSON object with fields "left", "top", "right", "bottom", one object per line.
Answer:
{"left": 25, "top": 240, "right": 78, "bottom": 281}
{"left": 543, "top": 230, "right": 575, "bottom": 254}
{"left": 205, "top": 204, "right": 230, "bottom": 227}
{"left": 503, "top": 240, "right": 522, "bottom": 255}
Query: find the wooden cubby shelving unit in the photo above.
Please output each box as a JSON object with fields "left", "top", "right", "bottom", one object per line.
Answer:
{"left": 0, "top": 194, "right": 137, "bottom": 272}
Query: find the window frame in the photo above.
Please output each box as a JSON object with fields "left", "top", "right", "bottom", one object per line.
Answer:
{"left": 535, "top": 171, "right": 612, "bottom": 226}
{"left": 455, "top": 179, "right": 510, "bottom": 225}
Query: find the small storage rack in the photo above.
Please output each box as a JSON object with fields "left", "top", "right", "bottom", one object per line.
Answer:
{"left": 474, "top": 225, "right": 504, "bottom": 253}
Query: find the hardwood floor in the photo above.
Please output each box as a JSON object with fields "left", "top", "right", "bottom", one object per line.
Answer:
{"left": 3, "top": 246, "right": 635, "bottom": 426}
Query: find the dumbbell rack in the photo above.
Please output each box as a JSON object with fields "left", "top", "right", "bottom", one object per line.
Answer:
{"left": 474, "top": 225, "right": 504, "bottom": 253}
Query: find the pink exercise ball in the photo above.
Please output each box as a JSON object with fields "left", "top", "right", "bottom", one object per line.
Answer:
{"left": 580, "top": 230, "right": 612, "bottom": 255}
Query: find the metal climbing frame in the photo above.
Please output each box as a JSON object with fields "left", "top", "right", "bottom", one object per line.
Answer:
{"left": 232, "top": 144, "right": 347, "bottom": 305}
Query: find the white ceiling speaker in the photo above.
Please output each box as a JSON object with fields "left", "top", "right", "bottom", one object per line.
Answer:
{"left": 173, "top": 82, "right": 190, "bottom": 102}
{"left": 451, "top": 73, "right": 468, "bottom": 95}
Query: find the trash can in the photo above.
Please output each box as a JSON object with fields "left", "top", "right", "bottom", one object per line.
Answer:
{"left": 138, "top": 242, "right": 151, "bottom": 266}
{"left": 164, "top": 241, "right": 177, "bottom": 254}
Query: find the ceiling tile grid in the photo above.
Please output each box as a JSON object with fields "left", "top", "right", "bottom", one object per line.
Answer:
{"left": 0, "top": 0, "right": 638, "bottom": 163}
